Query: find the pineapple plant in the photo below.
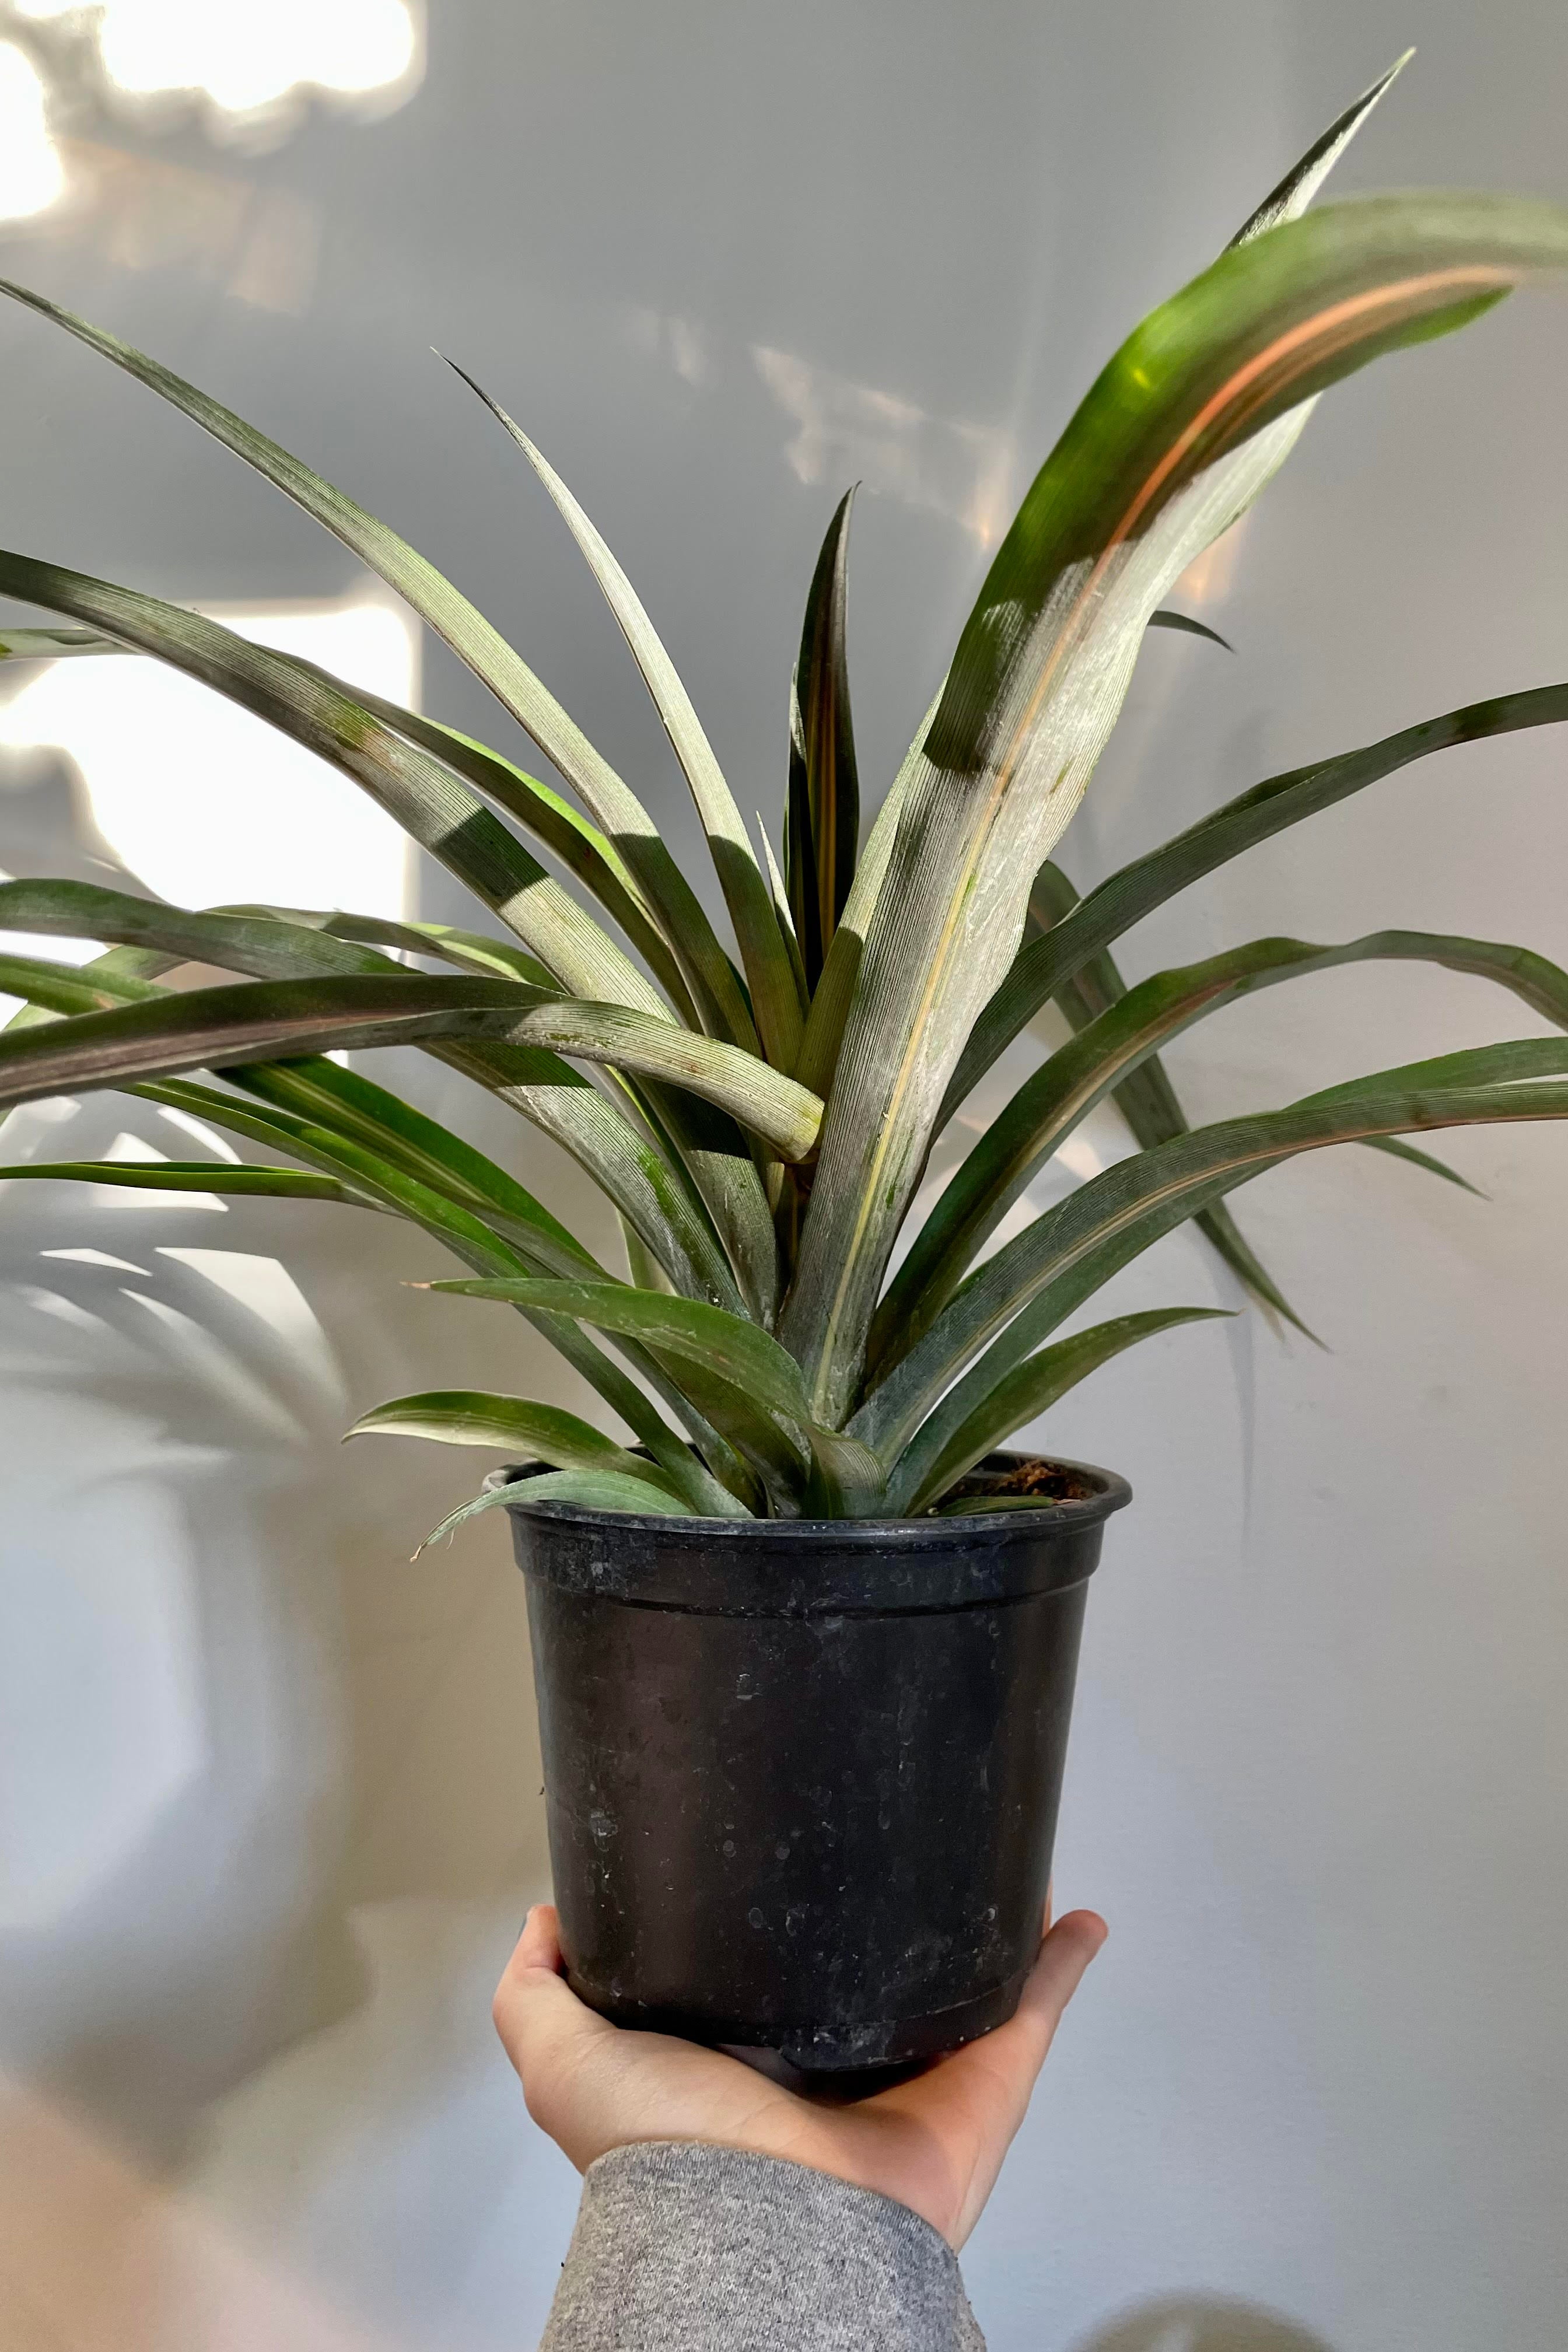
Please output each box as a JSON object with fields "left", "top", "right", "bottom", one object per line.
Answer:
{"left": 1, "top": 57, "right": 1567, "bottom": 1548}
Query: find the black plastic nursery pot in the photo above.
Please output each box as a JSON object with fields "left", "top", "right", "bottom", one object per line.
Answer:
{"left": 500, "top": 1451, "right": 1130, "bottom": 2075}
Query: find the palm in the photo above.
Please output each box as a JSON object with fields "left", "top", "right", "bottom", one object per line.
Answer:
{"left": 495, "top": 1904, "right": 1105, "bottom": 2249}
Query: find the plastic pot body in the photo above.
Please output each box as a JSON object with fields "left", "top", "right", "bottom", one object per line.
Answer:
{"left": 503, "top": 1454, "right": 1129, "bottom": 2074}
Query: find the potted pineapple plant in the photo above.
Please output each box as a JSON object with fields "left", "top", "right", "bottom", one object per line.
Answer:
{"left": 4, "top": 56, "right": 1568, "bottom": 2071}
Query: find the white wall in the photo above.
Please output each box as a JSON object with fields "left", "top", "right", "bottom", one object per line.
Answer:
{"left": 1, "top": 5, "right": 1566, "bottom": 2348}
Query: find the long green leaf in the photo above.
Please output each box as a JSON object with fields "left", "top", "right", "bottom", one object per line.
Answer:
{"left": 795, "top": 69, "right": 1410, "bottom": 1115}
{"left": 0, "top": 1158, "right": 372, "bottom": 1205}
{"left": 783, "top": 188, "right": 1568, "bottom": 1422}
{"left": 0, "top": 551, "right": 673, "bottom": 1016}
{"left": 0, "top": 946, "right": 743, "bottom": 1507}
{"left": 888, "top": 1307, "right": 1228, "bottom": 1514}
{"left": 419, "top": 1274, "right": 887, "bottom": 1517}
{"left": 792, "top": 679, "right": 946, "bottom": 1099}
{"left": 789, "top": 63, "right": 1405, "bottom": 1124}
{"left": 423, "top": 1275, "right": 816, "bottom": 1510}
{"left": 1359, "top": 1133, "right": 1485, "bottom": 1195}
{"left": 121, "top": 1086, "right": 682, "bottom": 1480}
{"left": 1059, "top": 950, "right": 1469, "bottom": 1298}
{"left": 755, "top": 817, "right": 810, "bottom": 1015}
{"left": 447, "top": 363, "right": 801, "bottom": 1068}
{"left": 214, "top": 914, "right": 766, "bottom": 1311}
{"left": 340, "top": 694, "right": 700, "bottom": 1023}
{"left": 415, "top": 1276, "right": 886, "bottom": 1514}
{"left": 417, "top": 1467, "right": 698, "bottom": 1552}
{"left": 0, "top": 948, "right": 767, "bottom": 1323}
{"left": 0, "top": 967, "right": 821, "bottom": 1158}
{"left": 0, "top": 280, "right": 755, "bottom": 1050}
{"left": 203, "top": 1059, "right": 602, "bottom": 1269}
{"left": 228, "top": 905, "right": 558, "bottom": 988}
{"left": 142, "top": 1059, "right": 736, "bottom": 1499}
{"left": 630, "top": 1344, "right": 811, "bottom": 1515}
{"left": 855, "top": 1042, "right": 1568, "bottom": 1465}
{"left": 0, "top": 607, "right": 698, "bottom": 1018}
{"left": 0, "top": 967, "right": 555, "bottom": 1093}
{"left": 1021, "top": 859, "right": 1307, "bottom": 1331}
{"left": 876, "top": 925, "right": 1568, "bottom": 1371}
{"left": 0, "top": 949, "right": 166, "bottom": 1017}
{"left": 132, "top": 1075, "right": 625, "bottom": 1301}
{"left": 369, "top": 1242, "right": 746, "bottom": 1518}
{"left": 0, "top": 876, "right": 407, "bottom": 982}
{"left": 0, "top": 626, "right": 765, "bottom": 1308}
{"left": 174, "top": 1080, "right": 742, "bottom": 1513}
{"left": 0, "top": 556, "right": 780, "bottom": 1313}
{"left": 345, "top": 1389, "right": 679, "bottom": 1488}
{"left": 0, "top": 905, "right": 740, "bottom": 1308}
{"left": 786, "top": 489, "right": 860, "bottom": 992}
{"left": 425, "top": 1276, "right": 813, "bottom": 1424}
{"left": 947, "top": 681, "right": 1568, "bottom": 1114}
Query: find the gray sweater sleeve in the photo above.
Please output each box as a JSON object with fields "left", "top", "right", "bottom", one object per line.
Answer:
{"left": 539, "top": 2141, "right": 986, "bottom": 2351}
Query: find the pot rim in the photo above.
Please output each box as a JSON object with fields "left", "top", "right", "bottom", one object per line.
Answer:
{"left": 484, "top": 1452, "right": 1132, "bottom": 1544}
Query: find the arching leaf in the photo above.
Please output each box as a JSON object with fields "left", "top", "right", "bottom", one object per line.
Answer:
{"left": 888, "top": 1308, "right": 1229, "bottom": 1514}
{"left": 947, "top": 681, "right": 1568, "bottom": 1114}
{"left": 855, "top": 1041, "right": 1568, "bottom": 1466}
{"left": 876, "top": 926, "right": 1568, "bottom": 1372}
{"left": 782, "top": 191, "right": 1568, "bottom": 1423}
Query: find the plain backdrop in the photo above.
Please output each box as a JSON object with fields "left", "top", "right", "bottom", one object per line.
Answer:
{"left": 1, "top": 5, "right": 1565, "bottom": 2349}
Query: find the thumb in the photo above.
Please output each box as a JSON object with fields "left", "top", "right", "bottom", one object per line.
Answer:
{"left": 1009, "top": 1908, "right": 1108, "bottom": 2057}
{"left": 899, "top": 1908, "right": 1107, "bottom": 2144}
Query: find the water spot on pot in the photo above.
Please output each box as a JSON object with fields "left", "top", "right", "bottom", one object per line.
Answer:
{"left": 587, "top": 1809, "right": 618, "bottom": 1844}
{"left": 774, "top": 1840, "right": 790, "bottom": 1861}
{"left": 735, "top": 1671, "right": 757, "bottom": 1701}
{"left": 722, "top": 1838, "right": 736, "bottom": 1857}
{"left": 785, "top": 1906, "right": 806, "bottom": 1937}
{"left": 747, "top": 1905, "right": 765, "bottom": 1930}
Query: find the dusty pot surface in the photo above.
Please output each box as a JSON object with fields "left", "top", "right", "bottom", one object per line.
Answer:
{"left": 501, "top": 1452, "right": 1130, "bottom": 2074}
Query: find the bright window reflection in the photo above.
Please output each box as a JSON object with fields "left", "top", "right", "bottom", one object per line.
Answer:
{"left": 10, "top": 0, "right": 421, "bottom": 128}
{"left": 0, "top": 40, "right": 65, "bottom": 220}
{"left": 0, "top": 597, "right": 420, "bottom": 916}
{"left": 96, "top": 0, "right": 418, "bottom": 111}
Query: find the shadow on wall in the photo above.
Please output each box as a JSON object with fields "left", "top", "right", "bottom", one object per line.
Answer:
{"left": 0, "top": 1076, "right": 565, "bottom": 2160}
{"left": 0, "top": 746, "right": 597, "bottom": 2184}
{"left": 1074, "top": 2297, "right": 1336, "bottom": 2352}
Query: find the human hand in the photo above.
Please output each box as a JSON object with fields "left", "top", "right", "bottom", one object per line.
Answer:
{"left": 494, "top": 1900, "right": 1106, "bottom": 2250}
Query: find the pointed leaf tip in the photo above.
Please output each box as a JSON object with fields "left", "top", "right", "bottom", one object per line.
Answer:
{"left": 786, "top": 487, "right": 861, "bottom": 991}
{"left": 1230, "top": 49, "right": 1416, "bottom": 247}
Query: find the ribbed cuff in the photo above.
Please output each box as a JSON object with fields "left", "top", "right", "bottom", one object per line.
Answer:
{"left": 540, "top": 2140, "right": 984, "bottom": 2351}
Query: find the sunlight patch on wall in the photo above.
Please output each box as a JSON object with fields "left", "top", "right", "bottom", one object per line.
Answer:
{"left": 9, "top": 0, "right": 422, "bottom": 140}
{"left": 0, "top": 594, "right": 421, "bottom": 918}
{"left": 96, "top": 0, "right": 419, "bottom": 116}
{"left": 752, "top": 342, "right": 1016, "bottom": 548}
{"left": 0, "top": 38, "right": 65, "bottom": 219}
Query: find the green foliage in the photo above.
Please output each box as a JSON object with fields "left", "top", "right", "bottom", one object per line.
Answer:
{"left": 4, "top": 62, "right": 1568, "bottom": 1530}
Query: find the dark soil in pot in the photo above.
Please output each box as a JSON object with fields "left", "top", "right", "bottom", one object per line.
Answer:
{"left": 499, "top": 1451, "right": 1130, "bottom": 2076}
